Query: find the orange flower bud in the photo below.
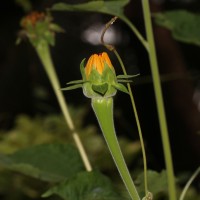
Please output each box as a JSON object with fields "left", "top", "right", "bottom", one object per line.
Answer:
{"left": 85, "top": 52, "right": 113, "bottom": 78}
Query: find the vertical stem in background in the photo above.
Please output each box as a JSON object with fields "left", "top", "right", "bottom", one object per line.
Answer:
{"left": 35, "top": 42, "right": 92, "bottom": 172}
{"left": 141, "top": 1, "right": 177, "bottom": 200}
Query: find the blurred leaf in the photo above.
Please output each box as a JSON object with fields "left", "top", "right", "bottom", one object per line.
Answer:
{"left": 154, "top": 10, "right": 200, "bottom": 46}
{"left": 49, "top": 23, "right": 65, "bottom": 33}
{"left": 42, "top": 171, "right": 125, "bottom": 200}
{"left": 0, "top": 113, "right": 140, "bottom": 172}
{"left": 135, "top": 170, "right": 168, "bottom": 198}
{"left": 15, "top": 0, "right": 32, "bottom": 12}
{"left": 51, "top": 0, "right": 130, "bottom": 19}
{"left": 0, "top": 143, "right": 84, "bottom": 182}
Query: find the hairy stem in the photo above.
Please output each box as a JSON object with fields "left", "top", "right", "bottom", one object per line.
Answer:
{"left": 92, "top": 98, "right": 140, "bottom": 200}
{"left": 141, "top": 1, "right": 176, "bottom": 199}
{"left": 35, "top": 42, "right": 92, "bottom": 172}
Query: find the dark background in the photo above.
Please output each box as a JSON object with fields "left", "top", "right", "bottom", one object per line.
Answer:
{"left": 0, "top": 0, "right": 200, "bottom": 175}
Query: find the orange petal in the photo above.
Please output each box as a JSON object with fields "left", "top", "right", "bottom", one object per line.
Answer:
{"left": 95, "top": 54, "right": 103, "bottom": 74}
{"left": 99, "top": 56, "right": 104, "bottom": 74}
{"left": 85, "top": 55, "right": 94, "bottom": 78}
{"left": 101, "top": 52, "right": 113, "bottom": 69}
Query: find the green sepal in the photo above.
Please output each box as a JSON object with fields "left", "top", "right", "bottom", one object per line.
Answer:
{"left": 117, "top": 79, "right": 133, "bottom": 83}
{"left": 83, "top": 82, "right": 117, "bottom": 99}
{"left": 32, "top": 19, "right": 56, "bottom": 47}
{"left": 49, "top": 23, "right": 65, "bottom": 33}
{"left": 66, "top": 80, "right": 86, "bottom": 85}
{"left": 80, "top": 59, "right": 86, "bottom": 81}
{"left": 88, "top": 69, "right": 102, "bottom": 84}
{"left": 113, "top": 83, "right": 129, "bottom": 94}
{"left": 83, "top": 64, "right": 118, "bottom": 98}
{"left": 61, "top": 84, "right": 83, "bottom": 91}
{"left": 88, "top": 64, "right": 116, "bottom": 85}
{"left": 92, "top": 83, "right": 108, "bottom": 95}
{"left": 102, "top": 64, "right": 117, "bottom": 84}
{"left": 117, "top": 74, "right": 140, "bottom": 79}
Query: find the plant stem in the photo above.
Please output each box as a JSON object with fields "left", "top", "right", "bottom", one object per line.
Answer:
{"left": 114, "top": 49, "right": 148, "bottom": 196}
{"left": 179, "top": 166, "right": 200, "bottom": 200}
{"left": 92, "top": 98, "right": 140, "bottom": 200}
{"left": 141, "top": 1, "right": 176, "bottom": 200}
{"left": 120, "top": 16, "right": 149, "bottom": 51}
{"left": 101, "top": 16, "right": 148, "bottom": 197}
{"left": 35, "top": 42, "right": 92, "bottom": 172}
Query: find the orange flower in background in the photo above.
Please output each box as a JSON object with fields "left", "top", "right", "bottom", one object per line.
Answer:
{"left": 21, "top": 11, "right": 45, "bottom": 28}
{"left": 85, "top": 52, "right": 114, "bottom": 78}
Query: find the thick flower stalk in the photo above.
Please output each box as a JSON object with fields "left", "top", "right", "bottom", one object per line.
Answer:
{"left": 63, "top": 52, "right": 140, "bottom": 200}
{"left": 18, "top": 11, "right": 92, "bottom": 172}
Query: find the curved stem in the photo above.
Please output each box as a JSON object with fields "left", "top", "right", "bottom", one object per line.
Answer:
{"left": 35, "top": 42, "right": 92, "bottom": 172}
{"left": 92, "top": 98, "right": 140, "bottom": 200}
{"left": 100, "top": 17, "right": 148, "bottom": 197}
{"left": 141, "top": 1, "right": 176, "bottom": 200}
{"left": 120, "top": 16, "right": 149, "bottom": 51}
{"left": 114, "top": 50, "right": 148, "bottom": 196}
{"left": 179, "top": 166, "right": 200, "bottom": 200}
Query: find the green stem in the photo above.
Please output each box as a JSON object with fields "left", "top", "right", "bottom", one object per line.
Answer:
{"left": 120, "top": 16, "right": 149, "bottom": 51}
{"left": 179, "top": 166, "right": 200, "bottom": 200}
{"left": 141, "top": 1, "right": 176, "bottom": 200}
{"left": 35, "top": 42, "right": 92, "bottom": 172}
{"left": 114, "top": 49, "right": 148, "bottom": 196}
{"left": 92, "top": 97, "right": 140, "bottom": 200}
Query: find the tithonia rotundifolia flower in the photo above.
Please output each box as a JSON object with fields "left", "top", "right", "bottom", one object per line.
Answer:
{"left": 62, "top": 52, "right": 134, "bottom": 98}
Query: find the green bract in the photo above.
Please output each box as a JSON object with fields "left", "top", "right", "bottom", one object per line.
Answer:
{"left": 62, "top": 55, "right": 139, "bottom": 99}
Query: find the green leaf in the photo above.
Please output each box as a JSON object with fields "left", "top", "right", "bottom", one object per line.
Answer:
{"left": 42, "top": 171, "right": 124, "bottom": 200}
{"left": 61, "top": 84, "right": 83, "bottom": 91}
{"left": 92, "top": 83, "right": 108, "bottom": 95}
{"left": 0, "top": 143, "right": 84, "bottom": 182}
{"left": 51, "top": 0, "right": 130, "bottom": 18}
{"left": 154, "top": 10, "right": 200, "bottom": 46}
{"left": 113, "top": 83, "right": 129, "bottom": 94}
{"left": 15, "top": 0, "right": 32, "bottom": 12}
{"left": 117, "top": 74, "right": 140, "bottom": 79}
{"left": 135, "top": 170, "right": 168, "bottom": 198}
